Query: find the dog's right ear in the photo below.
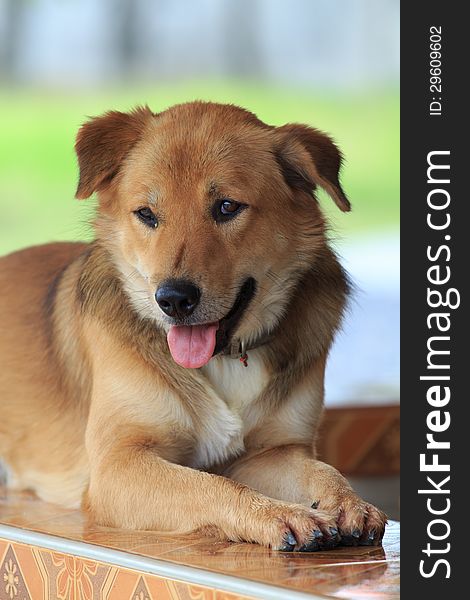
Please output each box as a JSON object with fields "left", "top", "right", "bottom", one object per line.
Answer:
{"left": 75, "top": 106, "right": 153, "bottom": 199}
{"left": 273, "top": 124, "right": 350, "bottom": 212}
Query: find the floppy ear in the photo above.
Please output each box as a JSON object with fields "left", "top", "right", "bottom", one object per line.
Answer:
{"left": 75, "top": 106, "right": 153, "bottom": 199}
{"left": 274, "top": 124, "right": 350, "bottom": 212}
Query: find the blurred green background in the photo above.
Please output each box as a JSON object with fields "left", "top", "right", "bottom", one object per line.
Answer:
{"left": 0, "top": 83, "right": 398, "bottom": 255}
{"left": 0, "top": 0, "right": 399, "bottom": 255}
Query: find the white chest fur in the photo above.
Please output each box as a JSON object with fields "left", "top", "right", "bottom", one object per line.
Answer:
{"left": 201, "top": 349, "right": 269, "bottom": 418}
{"left": 187, "top": 349, "right": 269, "bottom": 469}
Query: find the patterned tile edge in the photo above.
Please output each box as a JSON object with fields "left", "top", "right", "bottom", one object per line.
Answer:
{"left": 0, "top": 524, "right": 324, "bottom": 600}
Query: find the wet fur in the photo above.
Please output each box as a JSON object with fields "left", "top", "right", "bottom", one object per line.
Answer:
{"left": 0, "top": 102, "right": 386, "bottom": 550}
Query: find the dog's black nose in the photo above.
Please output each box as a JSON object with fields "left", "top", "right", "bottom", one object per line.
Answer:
{"left": 156, "top": 280, "right": 201, "bottom": 318}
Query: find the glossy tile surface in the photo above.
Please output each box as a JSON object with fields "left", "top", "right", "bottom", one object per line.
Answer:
{"left": 0, "top": 487, "right": 399, "bottom": 599}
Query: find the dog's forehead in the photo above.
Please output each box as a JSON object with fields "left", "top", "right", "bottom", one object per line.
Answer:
{"left": 150, "top": 105, "right": 270, "bottom": 159}
{"left": 159, "top": 101, "right": 269, "bottom": 131}
{"left": 130, "top": 103, "right": 276, "bottom": 192}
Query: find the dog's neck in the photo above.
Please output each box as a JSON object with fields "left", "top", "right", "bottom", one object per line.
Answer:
{"left": 222, "top": 331, "right": 274, "bottom": 361}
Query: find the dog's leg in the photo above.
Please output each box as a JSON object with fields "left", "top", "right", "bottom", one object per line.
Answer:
{"left": 84, "top": 425, "right": 342, "bottom": 550}
{"left": 82, "top": 319, "right": 338, "bottom": 550}
{"left": 225, "top": 444, "right": 387, "bottom": 547}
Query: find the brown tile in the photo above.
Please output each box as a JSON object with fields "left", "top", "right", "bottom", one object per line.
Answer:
{"left": 215, "top": 591, "right": 256, "bottom": 600}
{"left": 11, "top": 542, "right": 45, "bottom": 600}
{"left": 0, "top": 487, "right": 400, "bottom": 599}
{"left": 318, "top": 405, "right": 400, "bottom": 476}
{"left": 147, "top": 576, "right": 194, "bottom": 600}
{"left": 1, "top": 542, "right": 34, "bottom": 600}
{"left": 329, "top": 559, "right": 400, "bottom": 599}
{"left": 280, "top": 561, "right": 394, "bottom": 596}
{"left": 105, "top": 567, "right": 140, "bottom": 599}
{"left": 0, "top": 538, "right": 7, "bottom": 562}
{"left": 141, "top": 537, "right": 387, "bottom": 581}
{"left": 0, "top": 491, "right": 80, "bottom": 530}
{"left": 85, "top": 529, "right": 183, "bottom": 553}
{"left": 48, "top": 553, "right": 110, "bottom": 599}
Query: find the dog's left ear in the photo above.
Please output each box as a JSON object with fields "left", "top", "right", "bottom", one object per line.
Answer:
{"left": 274, "top": 124, "right": 350, "bottom": 212}
{"left": 75, "top": 106, "right": 153, "bottom": 199}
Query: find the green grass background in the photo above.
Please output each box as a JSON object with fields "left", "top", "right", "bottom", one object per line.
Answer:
{"left": 0, "top": 81, "right": 399, "bottom": 255}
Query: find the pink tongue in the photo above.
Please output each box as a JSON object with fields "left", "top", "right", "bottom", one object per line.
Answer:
{"left": 167, "top": 323, "right": 219, "bottom": 368}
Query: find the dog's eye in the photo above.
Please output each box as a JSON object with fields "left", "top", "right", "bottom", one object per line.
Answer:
{"left": 134, "top": 207, "right": 158, "bottom": 228}
{"left": 212, "top": 199, "right": 245, "bottom": 223}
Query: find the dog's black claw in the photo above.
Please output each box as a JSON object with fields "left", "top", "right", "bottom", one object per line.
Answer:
{"left": 285, "top": 531, "right": 297, "bottom": 546}
{"left": 340, "top": 534, "right": 357, "bottom": 546}
{"left": 368, "top": 531, "right": 376, "bottom": 541}
{"left": 277, "top": 530, "right": 297, "bottom": 551}
{"left": 365, "top": 530, "right": 384, "bottom": 546}
{"left": 352, "top": 528, "right": 361, "bottom": 538}
{"left": 311, "top": 501, "right": 319, "bottom": 509}
{"left": 324, "top": 527, "right": 340, "bottom": 548}
{"left": 298, "top": 529, "right": 325, "bottom": 552}
{"left": 313, "top": 529, "right": 323, "bottom": 539}
{"left": 298, "top": 539, "right": 321, "bottom": 552}
{"left": 359, "top": 531, "right": 376, "bottom": 546}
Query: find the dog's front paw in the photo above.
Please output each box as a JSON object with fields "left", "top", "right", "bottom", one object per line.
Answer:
{"left": 330, "top": 495, "right": 387, "bottom": 547}
{"left": 248, "top": 501, "right": 340, "bottom": 552}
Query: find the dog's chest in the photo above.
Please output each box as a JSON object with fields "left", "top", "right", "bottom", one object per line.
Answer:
{"left": 186, "top": 350, "right": 270, "bottom": 470}
{"left": 202, "top": 350, "right": 269, "bottom": 416}
{"left": 180, "top": 350, "right": 269, "bottom": 469}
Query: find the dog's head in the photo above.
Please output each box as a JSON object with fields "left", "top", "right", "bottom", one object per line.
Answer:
{"left": 75, "top": 102, "right": 349, "bottom": 368}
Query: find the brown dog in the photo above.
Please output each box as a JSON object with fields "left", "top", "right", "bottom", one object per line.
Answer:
{"left": 0, "top": 102, "right": 386, "bottom": 551}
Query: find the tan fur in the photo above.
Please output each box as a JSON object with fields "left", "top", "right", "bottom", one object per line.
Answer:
{"left": 0, "top": 102, "right": 386, "bottom": 550}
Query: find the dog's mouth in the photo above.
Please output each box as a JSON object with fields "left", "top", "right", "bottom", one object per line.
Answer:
{"left": 166, "top": 278, "right": 256, "bottom": 369}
